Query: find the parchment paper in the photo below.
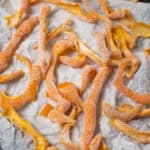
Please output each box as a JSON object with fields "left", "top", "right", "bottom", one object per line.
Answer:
{"left": 0, "top": 0, "right": 150, "bottom": 150}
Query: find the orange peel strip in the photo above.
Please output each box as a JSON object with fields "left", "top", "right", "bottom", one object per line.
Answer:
{"left": 103, "top": 102, "right": 143, "bottom": 122}
{"left": 60, "top": 106, "right": 81, "bottom": 150}
{"left": 39, "top": 5, "right": 50, "bottom": 78}
{"left": 0, "top": 70, "right": 24, "bottom": 84}
{"left": 46, "top": 39, "right": 76, "bottom": 112}
{"left": 90, "top": 134, "right": 102, "bottom": 150}
{"left": 80, "top": 65, "right": 96, "bottom": 95}
{"left": 2, "top": 106, "right": 48, "bottom": 150}
{"left": 0, "top": 16, "right": 39, "bottom": 73}
{"left": 114, "top": 59, "right": 150, "bottom": 104}
{"left": 57, "top": 82, "right": 83, "bottom": 107}
{"left": 82, "top": 67, "right": 111, "bottom": 150}
{"left": 94, "top": 31, "right": 112, "bottom": 62}
{"left": 110, "top": 118, "right": 150, "bottom": 144}
{"left": 40, "top": 103, "right": 53, "bottom": 117}
{"left": 44, "top": 0, "right": 96, "bottom": 22}
{"left": 59, "top": 53, "right": 86, "bottom": 68}
{"left": 5, "top": 0, "right": 30, "bottom": 28}
{"left": 0, "top": 53, "right": 42, "bottom": 110}
{"left": 131, "top": 22, "right": 150, "bottom": 38}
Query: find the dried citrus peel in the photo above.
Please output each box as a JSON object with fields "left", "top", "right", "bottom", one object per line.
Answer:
{"left": 114, "top": 60, "right": 150, "bottom": 104}
{"left": 0, "top": 70, "right": 24, "bottom": 84}
{"left": 0, "top": 53, "right": 42, "bottom": 110}
{"left": 57, "top": 82, "right": 83, "bottom": 107}
{"left": 103, "top": 102, "right": 143, "bottom": 122}
{"left": 2, "top": 106, "right": 48, "bottom": 150}
{"left": 44, "top": 0, "right": 96, "bottom": 22}
{"left": 80, "top": 65, "right": 96, "bottom": 95}
{"left": 82, "top": 67, "right": 111, "bottom": 150}
{"left": 60, "top": 106, "right": 81, "bottom": 150}
{"left": 110, "top": 118, "right": 150, "bottom": 144}
{"left": 5, "top": 0, "right": 30, "bottom": 28}
{"left": 46, "top": 39, "right": 76, "bottom": 112}
{"left": 39, "top": 5, "right": 50, "bottom": 78}
{"left": 0, "top": 16, "right": 39, "bottom": 73}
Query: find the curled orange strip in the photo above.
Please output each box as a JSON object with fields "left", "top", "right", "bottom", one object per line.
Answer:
{"left": 2, "top": 106, "right": 48, "bottom": 150}
{"left": 103, "top": 102, "right": 143, "bottom": 122}
{"left": 5, "top": 0, "right": 30, "bottom": 28}
{"left": 114, "top": 60, "right": 150, "bottom": 104}
{"left": 110, "top": 118, "right": 150, "bottom": 144}
{"left": 57, "top": 82, "right": 83, "bottom": 107}
{"left": 39, "top": 5, "right": 51, "bottom": 78}
{"left": 0, "top": 53, "right": 42, "bottom": 110}
{"left": 94, "top": 31, "right": 112, "bottom": 62}
{"left": 60, "top": 106, "right": 81, "bottom": 150}
{"left": 0, "top": 16, "right": 39, "bottom": 73}
{"left": 46, "top": 39, "right": 76, "bottom": 112}
{"left": 82, "top": 67, "right": 111, "bottom": 150}
{"left": 0, "top": 70, "right": 24, "bottom": 84}
{"left": 44, "top": 0, "right": 96, "bottom": 22}
{"left": 80, "top": 65, "right": 96, "bottom": 95}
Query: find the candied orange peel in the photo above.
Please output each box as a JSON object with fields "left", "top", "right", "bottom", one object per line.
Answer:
{"left": 0, "top": 70, "right": 24, "bottom": 84}
{"left": 110, "top": 118, "right": 150, "bottom": 144}
{"left": 114, "top": 59, "right": 150, "bottom": 104}
{"left": 0, "top": 16, "right": 39, "bottom": 73}
{"left": 103, "top": 102, "right": 143, "bottom": 122}
{"left": 2, "top": 106, "right": 48, "bottom": 150}
{"left": 0, "top": 53, "right": 42, "bottom": 110}
{"left": 5, "top": 0, "right": 30, "bottom": 28}
{"left": 39, "top": 5, "right": 50, "bottom": 78}
{"left": 82, "top": 67, "right": 111, "bottom": 150}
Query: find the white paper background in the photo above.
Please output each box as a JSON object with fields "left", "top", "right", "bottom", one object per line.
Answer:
{"left": 0, "top": 0, "right": 150, "bottom": 150}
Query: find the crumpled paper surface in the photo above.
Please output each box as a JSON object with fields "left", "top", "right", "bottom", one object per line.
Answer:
{"left": 0, "top": 0, "right": 150, "bottom": 150}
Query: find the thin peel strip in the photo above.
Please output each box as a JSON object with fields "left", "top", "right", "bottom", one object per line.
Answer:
{"left": 82, "top": 67, "right": 111, "bottom": 150}
{"left": 80, "top": 65, "right": 97, "bottom": 95}
{"left": 39, "top": 5, "right": 50, "bottom": 78}
{"left": 0, "top": 16, "right": 39, "bottom": 73}
{"left": 110, "top": 118, "right": 150, "bottom": 144}
{"left": 40, "top": 103, "right": 53, "bottom": 117}
{"left": 103, "top": 102, "right": 143, "bottom": 122}
{"left": 44, "top": 0, "right": 96, "bottom": 22}
{"left": 5, "top": 0, "right": 30, "bottom": 28}
{"left": 0, "top": 70, "right": 24, "bottom": 84}
{"left": 2, "top": 106, "right": 48, "bottom": 150}
{"left": 0, "top": 53, "right": 42, "bottom": 110}
{"left": 114, "top": 60, "right": 150, "bottom": 104}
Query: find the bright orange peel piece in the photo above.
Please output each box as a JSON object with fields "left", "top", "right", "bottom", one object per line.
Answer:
{"left": 40, "top": 103, "right": 53, "bottom": 117}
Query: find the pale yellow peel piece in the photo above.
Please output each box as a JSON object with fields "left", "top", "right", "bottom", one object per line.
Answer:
{"left": 82, "top": 67, "right": 111, "bottom": 150}
{"left": 0, "top": 53, "right": 42, "bottom": 110}
{"left": 0, "top": 70, "right": 24, "bottom": 84}
{"left": 39, "top": 5, "right": 50, "bottom": 78}
{"left": 0, "top": 16, "right": 39, "bottom": 73}
{"left": 5, "top": 0, "right": 30, "bottom": 28}
{"left": 110, "top": 118, "right": 150, "bottom": 144}
{"left": 2, "top": 106, "right": 48, "bottom": 150}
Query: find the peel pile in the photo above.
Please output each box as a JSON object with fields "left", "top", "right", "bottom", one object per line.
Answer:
{"left": 0, "top": 0, "right": 150, "bottom": 150}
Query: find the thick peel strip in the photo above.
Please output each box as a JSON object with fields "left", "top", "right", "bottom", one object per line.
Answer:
{"left": 44, "top": 0, "right": 96, "bottom": 22}
{"left": 46, "top": 39, "right": 76, "bottom": 112}
{"left": 0, "top": 53, "right": 42, "bottom": 110}
{"left": 80, "top": 65, "right": 96, "bottom": 95}
{"left": 0, "top": 70, "right": 24, "bottom": 84}
{"left": 82, "top": 67, "right": 111, "bottom": 150}
{"left": 5, "top": 0, "right": 30, "bottom": 28}
{"left": 2, "top": 106, "right": 48, "bottom": 150}
{"left": 110, "top": 118, "right": 150, "bottom": 144}
{"left": 103, "top": 102, "right": 143, "bottom": 122}
{"left": 60, "top": 106, "right": 81, "bottom": 150}
{"left": 57, "top": 82, "right": 83, "bottom": 107}
{"left": 0, "top": 16, "right": 39, "bottom": 73}
{"left": 39, "top": 5, "right": 50, "bottom": 78}
{"left": 114, "top": 60, "right": 150, "bottom": 104}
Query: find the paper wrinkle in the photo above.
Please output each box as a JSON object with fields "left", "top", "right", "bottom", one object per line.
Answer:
{"left": 0, "top": 0, "right": 150, "bottom": 150}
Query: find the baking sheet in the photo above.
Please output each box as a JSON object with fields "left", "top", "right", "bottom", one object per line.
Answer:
{"left": 0, "top": 0, "right": 150, "bottom": 149}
